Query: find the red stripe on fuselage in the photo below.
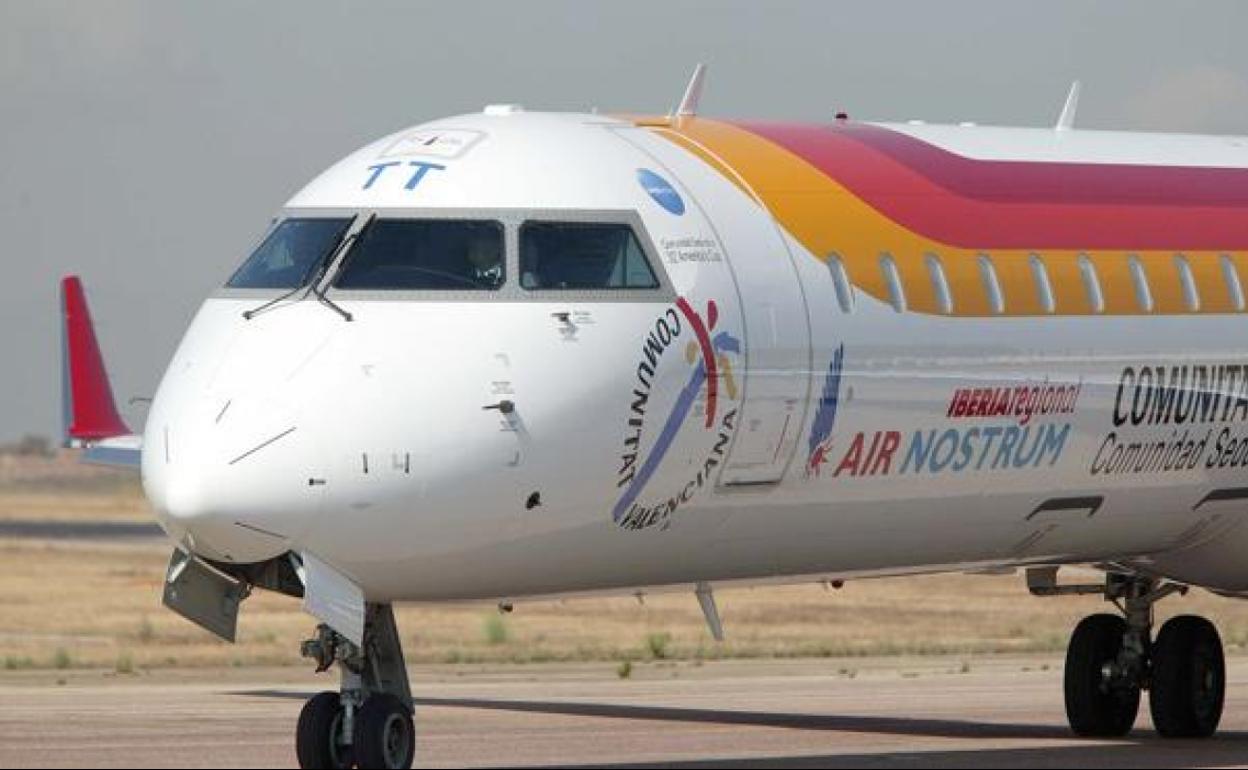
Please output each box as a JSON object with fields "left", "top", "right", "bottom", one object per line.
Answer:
{"left": 676, "top": 297, "right": 718, "bottom": 428}
{"left": 733, "top": 121, "right": 1248, "bottom": 250}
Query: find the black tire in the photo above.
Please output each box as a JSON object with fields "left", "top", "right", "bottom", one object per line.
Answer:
{"left": 296, "top": 691, "right": 350, "bottom": 769}
{"left": 1150, "top": 615, "right": 1225, "bottom": 738}
{"left": 1064, "top": 614, "right": 1140, "bottom": 737}
{"left": 354, "top": 693, "right": 415, "bottom": 770}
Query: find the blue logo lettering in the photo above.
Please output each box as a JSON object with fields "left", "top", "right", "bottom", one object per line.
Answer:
{"left": 405, "top": 161, "right": 446, "bottom": 190}
{"left": 363, "top": 162, "right": 401, "bottom": 190}
{"left": 362, "top": 160, "right": 447, "bottom": 191}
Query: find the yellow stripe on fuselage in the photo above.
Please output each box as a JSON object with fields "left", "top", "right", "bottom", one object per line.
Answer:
{"left": 652, "top": 117, "right": 1245, "bottom": 317}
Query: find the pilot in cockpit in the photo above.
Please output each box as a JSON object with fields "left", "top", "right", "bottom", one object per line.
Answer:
{"left": 465, "top": 230, "right": 503, "bottom": 288}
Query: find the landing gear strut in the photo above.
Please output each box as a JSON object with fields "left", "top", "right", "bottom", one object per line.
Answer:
{"left": 1030, "top": 569, "right": 1225, "bottom": 738}
{"left": 296, "top": 604, "right": 414, "bottom": 769}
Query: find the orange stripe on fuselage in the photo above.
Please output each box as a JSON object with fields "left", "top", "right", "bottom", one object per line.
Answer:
{"left": 649, "top": 117, "right": 1244, "bottom": 317}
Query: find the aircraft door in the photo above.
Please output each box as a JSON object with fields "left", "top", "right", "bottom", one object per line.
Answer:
{"left": 719, "top": 230, "right": 812, "bottom": 486}
{"left": 606, "top": 122, "right": 812, "bottom": 488}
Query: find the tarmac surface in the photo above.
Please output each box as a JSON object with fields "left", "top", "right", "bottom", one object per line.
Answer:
{"left": 0, "top": 519, "right": 161, "bottom": 540}
{"left": 4, "top": 656, "right": 1248, "bottom": 768}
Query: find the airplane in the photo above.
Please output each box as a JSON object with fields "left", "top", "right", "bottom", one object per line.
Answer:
{"left": 59, "top": 66, "right": 1248, "bottom": 767}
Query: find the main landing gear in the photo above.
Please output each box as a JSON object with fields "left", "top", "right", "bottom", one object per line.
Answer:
{"left": 1029, "top": 569, "right": 1226, "bottom": 738}
{"left": 296, "top": 604, "right": 415, "bottom": 769}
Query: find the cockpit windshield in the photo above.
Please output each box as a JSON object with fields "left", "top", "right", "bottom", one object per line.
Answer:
{"left": 226, "top": 218, "right": 352, "bottom": 289}
{"left": 333, "top": 219, "right": 504, "bottom": 290}
{"left": 520, "top": 222, "right": 658, "bottom": 290}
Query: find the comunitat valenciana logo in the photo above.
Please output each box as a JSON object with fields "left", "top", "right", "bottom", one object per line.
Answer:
{"left": 637, "top": 169, "right": 685, "bottom": 216}
{"left": 613, "top": 297, "right": 740, "bottom": 531}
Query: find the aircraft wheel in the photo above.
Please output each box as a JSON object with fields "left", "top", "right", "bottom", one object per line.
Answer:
{"left": 1064, "top": 614, "right": 1140, "bottom": 737}
{"left": 296, "top": 691, "right": 351, "bottom": 769}
{"left": 353, "top": 693, "right": 415, "bottom": 769}
{"left": 1150, "top": 615, "right": 1224, "bottom": 738}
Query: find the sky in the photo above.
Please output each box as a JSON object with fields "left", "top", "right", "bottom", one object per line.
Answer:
{"left": 4, "top": 0, "right": 1248, "bottom": 441}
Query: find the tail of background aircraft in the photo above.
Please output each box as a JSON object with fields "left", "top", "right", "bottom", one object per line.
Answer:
{"left": 60, "top": 275, "right": 142, "bottom": 467}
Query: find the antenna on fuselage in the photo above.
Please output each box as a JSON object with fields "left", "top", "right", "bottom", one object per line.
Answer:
{"left": 674, "top": 63, "right": 707, "bottom": 119}
{"left": 695, "top": 581, "right": 724, "bottom": 642}
{"left": 1056, "top": 80, "right": 1081, "bottom": 131}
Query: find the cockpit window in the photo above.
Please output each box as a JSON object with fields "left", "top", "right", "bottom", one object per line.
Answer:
{"left": 520, "top": 222, "right": 659, "bottom": 290}
{"left": 333, "top": 219, "right": 504, "bottom": 290}
{"left": 226, "top": 218, "right": 352, "bottom": 289}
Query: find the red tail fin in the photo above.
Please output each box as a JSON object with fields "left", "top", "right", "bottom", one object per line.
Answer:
{"left": 61, "top": 276, "right": 130, "bottom": 443}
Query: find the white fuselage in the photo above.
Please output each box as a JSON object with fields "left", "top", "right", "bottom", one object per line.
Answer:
{"left": 141, "top": 111, "right": 1248, "bottom": 603}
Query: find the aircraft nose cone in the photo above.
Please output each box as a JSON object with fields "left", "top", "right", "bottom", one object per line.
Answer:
{"left": 148, "top": 456, "right": 292, "bottom": 564}
{"left": 142, "top": 299, "right": 337, "bottom": 564}
{"left": 160, "top": 470, "right": 204, "bottom": 524}
{"left": 151, "top": 463, "right": 224, "bottom": 560}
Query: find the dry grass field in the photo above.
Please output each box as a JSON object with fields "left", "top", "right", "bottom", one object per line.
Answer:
{"left": 0, "top": 453, "right": 146, "bottom": 522}
{"left": 5, "top": 455, "right": 1248, "bottom": 675}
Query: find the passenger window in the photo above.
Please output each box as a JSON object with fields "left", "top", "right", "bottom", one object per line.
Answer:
{"left": 879, "top": 253, "right": 906, "bottom": 312}
{"left": 925, "top": 253, "right": 953, "bottom": 314}
{"left": 1175, "top": 255, "right": 1200, "bottom": 311}
{"left": 1029, "top": 254, "right": 1055, "bottom": 313}
{"left": 227, "top": 218, "right": 352, "bottom": 289}
{"left": 827, "top": 253, "right": 855, "bottom": 313}
{"left": 1079, "top": 254, "right": 1105, "bottom": 313}
{"left": 978, "top": 254, "right": 1004, "bottom": 314}
{"left": 334, "top": 220, "right": 504, "bottom": 290}
{"left": 1222, "top": 255, "right": 1245, "bottom": 311}
{"left": 519, "top": 222, "right": 658, "bottom": 290}
{"left": 1128, "top": 256, "right": 1153, "bottom": 312}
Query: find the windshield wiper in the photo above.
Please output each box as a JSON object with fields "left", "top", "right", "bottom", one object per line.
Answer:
{"left": 310, "top": 214, "right": 375, "bottom": 323}
{"left": 241, "top": 217, "right": 363, "bottom": 322}
{"left": 242, "top": 282, "right": 305, "bottom": 321}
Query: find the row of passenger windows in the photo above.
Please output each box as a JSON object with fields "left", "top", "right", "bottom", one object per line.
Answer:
{"left": 827, "top": 252, "right": 1247, "bottom": 314}
{"left": 227, "top": 217, "right": 660, "bottom": 292}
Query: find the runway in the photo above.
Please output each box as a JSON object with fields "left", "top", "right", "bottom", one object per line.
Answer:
{"left": 3, "top": 656, "right": 1248, "bottom": 768}
{"left": 0, "top": 519, "right": 161, "bottom": 541}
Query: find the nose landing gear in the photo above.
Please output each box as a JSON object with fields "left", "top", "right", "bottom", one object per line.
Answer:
{"left": 296, "top": 604, "right": 414, "bottom": 769}
{"left": 1032, "top": 569, "right": 1225, "bottom": 739}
